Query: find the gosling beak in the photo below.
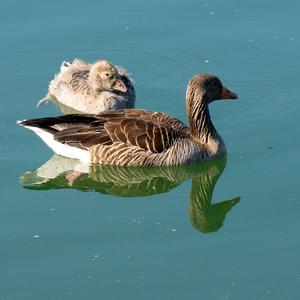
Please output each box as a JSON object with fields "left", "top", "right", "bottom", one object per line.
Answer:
{"left": 113, "top": 79, "right": 127, "bottom": 93}
{"left": 221, "top": 86, "right": 238, "bottom": 99}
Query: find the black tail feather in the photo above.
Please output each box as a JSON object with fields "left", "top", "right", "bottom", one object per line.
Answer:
{"left": 18, "top": 114, "right": 99, "bottom": 130}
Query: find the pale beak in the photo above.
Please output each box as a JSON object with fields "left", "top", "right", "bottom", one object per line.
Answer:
{"left": 221, "top": 86, "right": 238, "bottom": 99}
{"left": 113, "top": 79, "right": 127, "bottom": 93}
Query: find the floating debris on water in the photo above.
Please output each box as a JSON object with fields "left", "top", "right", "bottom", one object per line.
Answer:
{"left": 92, "top": 254, "right": 99, "bottom": 261}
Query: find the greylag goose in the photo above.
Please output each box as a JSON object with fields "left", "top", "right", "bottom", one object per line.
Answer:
{"left": 37, "top": 59, "right": 135, "bottom": 113}
{"left": 19, "top": 73, "right": 238, "bottom": 167}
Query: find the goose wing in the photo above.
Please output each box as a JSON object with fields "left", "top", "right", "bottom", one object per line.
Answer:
{"left": 21, "top": 109, "right": 188, "bottom": 153}
{"left": 57, "top": 109, "right": 187, "bottom": 153}
{"left": 67, "top": 69, "right": 91, "bottom": 94}
{"left": 52, "top": 60, "right": 91, "bottom": 95}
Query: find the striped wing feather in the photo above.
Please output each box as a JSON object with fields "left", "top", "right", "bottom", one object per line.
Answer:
{"left": 54, "top": 119, "right": 112, "bottom": 149}
{"left": 104, "top": 118, "right": 179, "bottom": 153}
{"left": 22, "top": 109, "right": 188, "bottom": 153}
{"left": 68, "top": 70, "right": 90, "bottom": 94}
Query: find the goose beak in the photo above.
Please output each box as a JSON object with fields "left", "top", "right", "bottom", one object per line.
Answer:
{"left": 113, "top": 79, "right": 128, "bottom": 93}
{"left": 221, "top": 87, "right": 238, "bottom": 99}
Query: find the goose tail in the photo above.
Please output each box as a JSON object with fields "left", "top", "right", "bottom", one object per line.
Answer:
{"left": 17, "top": 117, "right": 90, "bottom": 163}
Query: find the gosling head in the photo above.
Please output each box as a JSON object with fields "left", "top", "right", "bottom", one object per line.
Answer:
{"left": 89, "top": 60, "right": 127, "bottom": 95}
{"left": 186, "top": 73, "right": 238, "bottom": 105}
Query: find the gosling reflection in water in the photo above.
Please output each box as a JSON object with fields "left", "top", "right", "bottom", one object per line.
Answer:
{"left": 21, "top": 155, "right": 239, "bottom": 233}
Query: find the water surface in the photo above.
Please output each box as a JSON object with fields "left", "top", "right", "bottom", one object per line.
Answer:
{"left": 0, "top": 0, "right": 299, "bottom": 299}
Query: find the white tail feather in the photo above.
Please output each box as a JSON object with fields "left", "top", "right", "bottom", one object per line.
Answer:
{"left": 23, "top": 126, "right": 90, "bottom": 163}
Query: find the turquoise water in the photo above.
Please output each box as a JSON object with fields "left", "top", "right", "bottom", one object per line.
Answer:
{"left": 1, "top": 0, "right": 299, "bottom": 299}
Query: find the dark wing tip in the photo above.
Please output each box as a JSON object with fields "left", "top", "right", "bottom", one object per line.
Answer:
{"left": 17, "top": 117, "right": 55, "bottom": 128}
{"left": 17, "top": 120, "right": 27, "bottom": 126}
{"left": 17, "top": 119, "right": 44, "bottom": 127}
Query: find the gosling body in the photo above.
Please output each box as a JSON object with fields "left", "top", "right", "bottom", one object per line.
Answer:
{"left": 38, "top": 59, "right": 135, "bottom": 113}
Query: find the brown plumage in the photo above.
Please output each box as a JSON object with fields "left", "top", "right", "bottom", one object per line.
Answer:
{"left": 19, "top": 73, "right": 238, "bottom": 166}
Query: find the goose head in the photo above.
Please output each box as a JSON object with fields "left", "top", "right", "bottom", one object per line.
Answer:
{"left": 89, "top": 60, "right": 128, "bottom": 95}
{"left": 186, "top": 73, "right": 238, "bottom": 111}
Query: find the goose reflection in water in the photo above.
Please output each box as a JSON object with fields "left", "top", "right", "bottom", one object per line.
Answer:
{"left": 20, "top": 155, "right": 240, "bottom": 233}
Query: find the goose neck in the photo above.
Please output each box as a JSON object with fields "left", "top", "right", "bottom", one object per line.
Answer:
{"left": 189, "top": 102, "right": 217, "bottom": 143}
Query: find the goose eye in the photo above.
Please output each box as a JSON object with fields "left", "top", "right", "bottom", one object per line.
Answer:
{"left": 211, "top": 81, "right": 218, "bottom": 87}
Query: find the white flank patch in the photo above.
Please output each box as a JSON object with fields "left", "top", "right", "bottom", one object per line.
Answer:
{"left": 24, "top": 126, "right": 90, "bottom": 163}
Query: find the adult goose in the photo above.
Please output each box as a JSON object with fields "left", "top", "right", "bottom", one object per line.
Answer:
{"left": 37, "top": 59, "right": 135, "bottom": 114}
{"left": 19, "top": 73, "right": 238, "bottom": 167}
